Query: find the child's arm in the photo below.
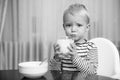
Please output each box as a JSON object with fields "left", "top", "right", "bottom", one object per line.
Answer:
{"left": 49, "top": 43, "right": 63, "bottom": 71}
{"left": 68, "top": 43, "right": 98, "bottom": 74}
{"left": 49, "top": 58, "right": 61, "bottom": 71}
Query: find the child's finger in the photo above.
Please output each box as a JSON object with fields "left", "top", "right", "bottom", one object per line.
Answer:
{"left": 67, "top": 45, "right": 77, "bottom": 56}
{"left": 67, "top": 52, "right": 73, "bottom": 56}
{"left": 55, "top": 51, "right": 62, "bottom": 54}
{"left": 70, "top": 43, "right": 76, "bottom": 50}
{"left": 54, "top": 44, "right": 59, "bottom": 48}
{"left": 67, "top": 43, "right": 76, "bottom": 52}
{"left": 67, "top": 46, "right": 73, "bottom": 52}
{"left": 55, "top": 46, "right": 60, "bottom": 50}
{"left": 67, "top": 51, "right": 77, "bottom": 57}
{"left": 59, "top": 54, "right": 65, "bottom": 58}
{"left": 54, "top": 44, "right": 60, "bottom": 52}
{"left": 54, "top": 54, "right": 62, "bottom": 61}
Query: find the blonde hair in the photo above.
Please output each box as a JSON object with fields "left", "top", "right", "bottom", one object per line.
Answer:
{"left": 63, "top": 3, "right": 90, "bottom": 24}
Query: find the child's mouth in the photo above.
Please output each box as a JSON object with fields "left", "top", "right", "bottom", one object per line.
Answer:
{"left": 69, "top": 34, "right": 77, "bottom": 39}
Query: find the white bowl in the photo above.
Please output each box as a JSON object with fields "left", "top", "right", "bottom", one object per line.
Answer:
{"left": 18, "top": 61, "right": 48, "bottom": 79}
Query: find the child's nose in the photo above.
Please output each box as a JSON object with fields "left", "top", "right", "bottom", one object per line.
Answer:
{"left": 71, "top": 26, "right": 77, "bottom": 32}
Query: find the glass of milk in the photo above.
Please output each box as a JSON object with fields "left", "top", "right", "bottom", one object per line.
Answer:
{"left": 56, "top": 37, "right": 74, "bottom": 54}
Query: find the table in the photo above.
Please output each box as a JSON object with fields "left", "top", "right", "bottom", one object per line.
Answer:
{"left": 0, "top": 70, "right": 118, "bottom": 80}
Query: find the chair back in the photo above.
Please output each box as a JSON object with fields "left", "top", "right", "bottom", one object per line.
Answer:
{"left": 90, "top": 38, "right": 120, "bottom": 77}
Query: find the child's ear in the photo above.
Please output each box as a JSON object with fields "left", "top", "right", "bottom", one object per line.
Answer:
{"left": 63, "top": 24, "right": 65, "bottom": 29}
{"left": 87, "top": 24, "right": 90, "bottom": 28}
{"left": 86, "top": 23, "right": 90, "bottom": 31}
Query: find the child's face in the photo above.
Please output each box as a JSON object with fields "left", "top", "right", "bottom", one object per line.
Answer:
{"left": 63, "top": 13, "right": 89, "bottom": 42}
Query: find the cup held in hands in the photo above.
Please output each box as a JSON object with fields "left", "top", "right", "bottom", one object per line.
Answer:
{"left": 57, "top": 38, "right": 74, "bottom": 54}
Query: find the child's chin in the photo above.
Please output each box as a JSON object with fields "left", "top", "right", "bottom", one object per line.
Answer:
{"left": 68, "top": 36, "right": 79, "bottom": 41}
{"left": 73, "top": 38, "right": 81, "bottom": 42}
{"left": 71, "top": 37, "right": 77, "bottom": 41}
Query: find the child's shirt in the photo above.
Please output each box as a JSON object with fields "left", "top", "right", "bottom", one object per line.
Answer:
{"left": 49, "top": 39, "right": 98, "bottom": 75}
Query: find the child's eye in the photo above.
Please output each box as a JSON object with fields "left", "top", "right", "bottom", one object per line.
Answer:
{"left": 65, "top": 24, "right": 72, "bottom": 27}
{"left": 77, "top": 23, "right": 82, "bottom": 27}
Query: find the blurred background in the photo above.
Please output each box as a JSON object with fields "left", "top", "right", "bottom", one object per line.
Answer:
{"left": 0, "top": 0, "right": 120, "bottom": 70}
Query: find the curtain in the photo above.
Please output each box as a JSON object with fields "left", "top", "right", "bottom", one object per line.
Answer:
{"left": 0, "top": 0, "right": 120, "bottom": 70}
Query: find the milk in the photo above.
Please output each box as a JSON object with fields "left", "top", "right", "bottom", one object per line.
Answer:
{"left": 57, "top": 37, "right": 74, "bottom": 54}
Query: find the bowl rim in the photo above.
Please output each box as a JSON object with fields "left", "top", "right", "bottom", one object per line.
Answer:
{"left": 18, "top": 61, "right": 42, "bottom": 67}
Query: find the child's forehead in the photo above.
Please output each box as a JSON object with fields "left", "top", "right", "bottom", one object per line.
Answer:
{"left": 64, "top": 12, "right": 87, "bottom": 23}
{"left": 65, "top": 9, "right": 87, "bottom": 18}
{"left": 63, "top": 10, "right": 89, "bottom": 24}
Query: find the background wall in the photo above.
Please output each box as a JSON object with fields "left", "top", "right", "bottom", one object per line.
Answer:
{"left": 0, "top": 0, "right": 120, "bottom": 70}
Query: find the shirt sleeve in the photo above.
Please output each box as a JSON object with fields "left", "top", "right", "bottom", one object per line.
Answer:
{"left": 72, "top": 43, "right": 98, "bottom": 74}
{"left": 49, "top": 58, "right": 61, "bottom": 71}
{"left": 49, "top": 43, "right": 61, "bottom": 71}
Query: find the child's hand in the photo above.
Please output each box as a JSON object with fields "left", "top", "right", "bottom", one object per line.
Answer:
{"left": 67, "top": 43, "right": 77, "bottom": 57}
{"left": 53, "top": 43, "right": 66, "bottom": 61}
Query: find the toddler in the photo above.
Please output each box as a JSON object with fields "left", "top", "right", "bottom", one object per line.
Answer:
{"left": 49, "top": 3, "right": 98, "bottom": 79}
